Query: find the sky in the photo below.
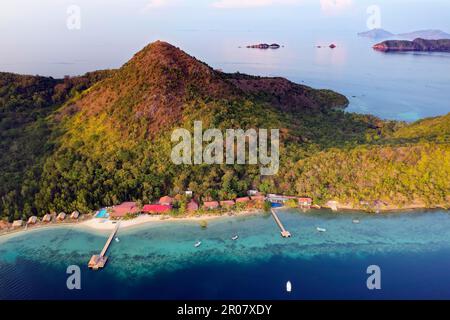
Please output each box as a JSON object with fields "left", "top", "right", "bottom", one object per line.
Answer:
{"left": 0, "top": 0, "right": 449, "bottom": 77}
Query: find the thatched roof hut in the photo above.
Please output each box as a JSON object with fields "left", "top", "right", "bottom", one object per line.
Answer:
{"left": 42, "top": 214, "right": 52, "bottom": 222}
{"left": 12, "top": 220, "right": 23, "bottom": 228}
{"left": 71, "top": 211, "right": 80, "bottom": 220}
{"left": 57, "top": 212, "right": 66, "bottom": 221}
{"left": 27, "top": 216, "right": 38, "bottom": 224}
{"left": 0, "top": 220, "right": 9, "bottom": 230}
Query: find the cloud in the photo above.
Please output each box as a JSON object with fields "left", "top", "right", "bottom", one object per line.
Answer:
{"left": 319, "top": 0, "right": 353, "bottom": 15}
{"left": 144, "top": 0, "right": 174, "bottom": 10}
{"left": 211, "top": 0, "right": 303, "bottom": 9}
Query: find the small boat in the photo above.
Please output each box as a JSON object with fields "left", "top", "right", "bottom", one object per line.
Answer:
{"left": 194, "top": 241, "right": 202, "bottom": 248}
{"left": 286, "top": 281, "right": 292, "bottom": 293}
{"left": 316, "top": 227, "right": 327, "bottom": 232}
{"left": 115, "top": 237, "right": 120, "bottom": 242}
{"left": 352, "top": 219, "right": 360, "bottom": 224}
{"left": 232, "top": 235, "right": 239, "bottom": 241}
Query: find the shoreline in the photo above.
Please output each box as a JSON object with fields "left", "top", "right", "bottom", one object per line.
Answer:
{"left": 1, "top": 205, "right": 448, "bottom": 240}
{"left": 0, "top": 209, "right": 263, "bottom": 240}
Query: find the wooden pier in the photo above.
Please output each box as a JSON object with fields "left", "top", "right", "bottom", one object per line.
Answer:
{"left": 88, "top": 222, "right": 120, "bottom": 270}
{"left": 270, "top": 209, "right": 291, "bottom": 238}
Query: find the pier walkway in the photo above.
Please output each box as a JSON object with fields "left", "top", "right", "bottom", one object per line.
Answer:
{"left": 270, "top": 209, "right": 291, "bottom": 238}
{"left": 88, "top": 222, "right": 120, "bottom": 270}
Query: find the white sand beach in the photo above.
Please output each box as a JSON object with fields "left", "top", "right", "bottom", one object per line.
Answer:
{"left": 80, "top": 213, "right": 231, "bottom": 231}
{"left": 0, "top": 209, "right": 263, "bottom": 239}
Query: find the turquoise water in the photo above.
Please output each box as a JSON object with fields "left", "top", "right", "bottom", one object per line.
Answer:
{"left": 95, "top": 209, "right": 109, "bottom": 218}
{"left": 1, "top": 209, "right": 450, "bottom": 299}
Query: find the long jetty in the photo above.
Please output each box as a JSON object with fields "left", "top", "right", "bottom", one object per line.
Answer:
{"left": 270, "top": 209, "right": 291, "bottom": 238}
{"left": 88, "top": 222, "right": 120, "bottom": 270}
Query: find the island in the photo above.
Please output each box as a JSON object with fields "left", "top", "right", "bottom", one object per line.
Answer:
{"left": 358, "top": 28, "right": 450, "bottom": 40}
{"left": 0, "top": 40, "right": 449, "bottom": 227}
{"left": 246, "top": 43, "right": 280, "bottom": 49}
{"left": 373, "top": 38, "right": 450, "bottom": 52}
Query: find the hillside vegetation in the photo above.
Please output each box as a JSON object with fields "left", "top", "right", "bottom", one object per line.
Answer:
{"left": 0, "top": 41, "right": 448, "bottom": 220}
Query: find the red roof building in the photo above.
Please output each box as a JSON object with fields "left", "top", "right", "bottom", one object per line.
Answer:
{"left": 110, "top": 202, "right": 140, "bottom": 218}
{"left": 298, "top": 198, "right": 312, "bottom": 205}
{"left": 143, "top": 204, "right": 172, "bottom": 214}
{"left": 203, "top": 201, "right": 219, "bottom": 210}
{"left": 236, "top": 197, "right": 250, "bottom": 203}
{"left": 187, "top": 200, "right": 199, "bottom": 212}
{"left": 159, "top": 196, "right": 174, "bottom": 206}
{"left": 220, "top": 200, "right": 235, "bottom": 208}
{"left": 251, "top": 195, "right": 265, "bottom": 202}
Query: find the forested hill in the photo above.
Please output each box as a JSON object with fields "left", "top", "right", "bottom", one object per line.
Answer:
{"left": 0, "top": 41, "right": 449, "bottom": 220}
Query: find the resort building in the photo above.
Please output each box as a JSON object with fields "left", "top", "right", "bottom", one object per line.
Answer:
{"left": 27, "top": 216, "right": 38, "bottom": 224}
{"left": 185, "top": 190, "right": 193, "bottom": 197}
{"left": 236, "top": 196, "right": 250, "bottom": 203}
{"left": 250, "top": 195, "right": 265, "bottom": 202}
{"left": 247, "top": 190, "right": 260, "bottom": 196}
{"left": 110, "top": 202, "right": 140, "bottom": 219}
{"left": 220, "top": 200, "right": 235, "bottom": 208}
{"left": 159, "top": 196, "right": 174, "bottom": 206}
{"left": 142, "top": 204, "right": 172, "bottom": 214}
{"left": 298, "top": 198, "right": 313, "bottom": 207}
{"left": 203, "top": 201, "right": 219, "bottom": 210}
{"left": 57, "top": 212, "right": 66, "bottom": 221}
{"left": 42, "top": 214, "right": 52, "bottom": 223}
{"left": 187, "top": 199, "right": 199, "bottom": 212}
{"left": 0, "top": 220, "right": 8, "bottom": 230}
{"left": 12, "top": 220, "right": 23, "bottom": 228}
{"left": 71, "top": 211, "right": 80, "bottom": 219}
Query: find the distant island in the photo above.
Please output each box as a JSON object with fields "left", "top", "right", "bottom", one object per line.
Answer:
{"left": 373, "top": 38, "right": 450, "bottom": 52}
{"left": 246, "top": 43, "right": 280, "bottom": 49}
{"left": 358, "top": 28, "right": 394, "bottom": 39}
{"left": 358, "top": 28, "right": 450, "bottom": 40}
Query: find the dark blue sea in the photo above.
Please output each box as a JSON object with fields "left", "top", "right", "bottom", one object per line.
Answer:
{"left": 1, "top": 209, "right": 450, "bottom": 300}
